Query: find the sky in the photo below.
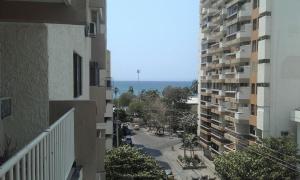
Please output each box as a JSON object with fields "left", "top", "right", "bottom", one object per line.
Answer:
{"left": 107, "top": 0, "right": 199, "bottom": 81}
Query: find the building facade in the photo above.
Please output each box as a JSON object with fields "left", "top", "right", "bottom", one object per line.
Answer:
{"left": 0, "top": 0, "right": 112, "bottom": 179}
{"left": 198, "top": 0, "right": 300, "bottom": 157}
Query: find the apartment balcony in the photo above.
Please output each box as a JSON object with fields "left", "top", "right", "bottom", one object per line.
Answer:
{"left": 199, "top": 137, "right": 210, "bottom": 149}
{"left": 201, "top": 116, "right": 211, "bottom": 123}
{"left": 236, "top": 66, "right": 250, "bottom": 79}
{"left": 201, "top": 101, "right": 212, "bottom": 109}
{"left": 0, "top": 108, "right": 75, "bottom": 180}
{"left": 202, "top": 8, "right": 218, "bottom": 17}
{"left": 200, "top": 127, "right": 211, "bottom": 136}
{"left": 202, "top": 22, "right": 217, "bottom": 33}
{"left": 224, "top": 132, "right": 236, "bottom": 144}
{"left": 104, "top": 103, "right": 113, "bottom": 118}
{"left": 236, "top": 45, "right": 251, "bottom": 60}
{"left": 211, "top": 137, "right": 224, "bottom": 147}
{"left": 201, "top": 0, "right": 211, "bottom": 8}
{"left": 211, "top": 123, "right": 225, "bottom": 132}
{"left": 224, "top": 143, "right": 236, "bottom": 152}
{"left": 238, "top": 2, "right": 251, "bottom": 21}
{"left": 224, "top": 24, "right": 251, "bottom": 47}
{"left": 106, "top": 89, "right": 113, "bottom": 100}
{"left": 90, "top": 0, "right": 105, "bottom": 8}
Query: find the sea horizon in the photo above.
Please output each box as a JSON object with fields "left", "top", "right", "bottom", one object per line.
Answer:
{"left": 112, "top": 80, "right": 193, "bottom": 96}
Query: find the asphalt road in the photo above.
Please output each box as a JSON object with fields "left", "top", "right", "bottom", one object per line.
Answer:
{"left": 132, "top": 128, "right": 181, "bottom": 170}
{"left": 131, "top": 128, "right": 219, "bottom": 180}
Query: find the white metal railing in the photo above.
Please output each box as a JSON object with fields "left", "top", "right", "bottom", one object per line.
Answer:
{"left": 0, "top": 108, "right": 75, "bottom": 180}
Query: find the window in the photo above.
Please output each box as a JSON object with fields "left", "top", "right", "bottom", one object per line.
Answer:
{"left": 228, "top": 4, "right": 239, "bottom": 17}
{"left": 106, "top": 79, "right": 112, "bottom": 88}
{"left": 251, "top": 104, "right": 257, "bottom": 115}
{"left": 227, "top": 23, "right": 238, "bottom": 35}
{"left": 1, "top": 97, "right": 12, "bottom": 120}
{"left": 90, "top": 61, "right": 100, "bottom": 86}
{"left": 74, "top": 53, "right": 82, "bottom": 98}
{"left": 250, "top": 125, "right": 256, "bottom": 135}
{"left": 253, "top": 0, "right": 259, "bottom": 9}
{"left": 251, "top": 83, "right": 256, "bottom": 94}
{"left": 252, "top": 40, "right": 257, "bottom": 52}
{"left": 253, "top": 19, "right": 257, "bottom": 31}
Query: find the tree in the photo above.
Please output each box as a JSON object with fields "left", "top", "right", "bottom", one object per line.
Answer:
{"left": 113, "top": 108, "right": 128, "bottom": 122}
{"left": 128, "top": 100, "right": 145, "bottom": 117}
{"left": 105, "top": 145, "right": 164, "bottom": 179}
{"left": 118, "top": 92, "right": 135, "bottom": 107}
{"left": 190, "top": 80, "right": 198, "bottom": 95}
{"left": 162, "top": 86, "right": 191, "bottom": 110}
{"left": 128, "top": 86, "right": 134, "bottom": 95}
{"left": 214, "top": 136, "right": 299, "bottom": 180}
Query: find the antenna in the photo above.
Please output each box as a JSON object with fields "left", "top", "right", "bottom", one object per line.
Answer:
{"left": 137, "top": 69, "right": 141, "bottom": 81}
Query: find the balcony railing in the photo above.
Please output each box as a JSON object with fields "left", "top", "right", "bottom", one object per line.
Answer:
{"left": 0, "top": 108, "right": 75, "bottom": 180}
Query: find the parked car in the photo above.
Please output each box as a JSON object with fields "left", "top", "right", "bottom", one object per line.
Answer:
{"left": 164, "top": 169, "right": 174, "bottom": 180}
{"left": 133, "top": 124, "right": 140, "bottom": 130}
{"left": 125, "top": 136, "right": 133, "bottom": 146}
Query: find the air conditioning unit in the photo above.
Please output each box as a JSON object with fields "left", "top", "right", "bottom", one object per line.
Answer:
{"left": 85, "top": 22, "right": 97, "bottom": 38}
{"left": 0, "top": 97, "right": 11, "bottom": 120}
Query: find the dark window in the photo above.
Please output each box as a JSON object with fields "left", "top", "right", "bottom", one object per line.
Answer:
{"left": 106, "top": 79, "right": 112, "bottom": 88}
{"left": 253, "top": 0, "right": 258, "bottom": 9}
{"left": 90, "top": 61, "right": 100, "bottom": 86}
{"left": 250, "top": 125, "right": 256, "bottom": 135}
{"left": 251, "top": 83, "right": 256, "bottom": 94}
{"left": 252, "top": 40, "right": 257, "bottom": 52}
{"left": 74, "top": 53, "right": 82, "bottom": 98}
{"left": 1, "top": 98, "right": 11, "bottom": 120}
{"left": 253, "top": 19, "right": 257, "bottom": 31}
{"left": 251, "top": 104, "right": 257, "bottom": 115}
{"left": 281, "top": 131, "right": 289, "bottom": 137}
{"left": 228, "top": 4, "right": 239, "bottom": 17}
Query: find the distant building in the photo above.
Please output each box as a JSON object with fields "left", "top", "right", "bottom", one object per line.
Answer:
{"left": 0, "top": 0, "right": 112, "bottom": 179}
{"left": 187, "top": 96, "right": 199, "bottom": 113}
{"left": 198, "top": 0, "right": 300, "bottom": 158}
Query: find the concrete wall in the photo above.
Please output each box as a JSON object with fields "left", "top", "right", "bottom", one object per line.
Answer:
{"left": 257, "top": 0, "right": 300, "bottom": 137}
{"left": 0, "top": 22, "right": 49, "bottom": 152}
{"left": 47, "top": 24, "right": 90, "bottom": 100}
{"left": 0, "top": 0, "right": 89, "bottom": 25}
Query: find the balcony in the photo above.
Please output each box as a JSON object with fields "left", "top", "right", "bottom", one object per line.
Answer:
{"left": 106, "top": 89, "right": 113, "bottom": 100}
{"left": 224, "top": 143, "right": 236, "bottom": 152}
{"left": 224, "top": 133, "right": 236, "bottom": 143}
{"left": 224, "top": 24, "right": 251, "bottom": 47}
{"left": 0, "top": 108, "right": 75, "bottom": 180}
{"left": 236, "top": 45, "right": 251, "bottom": 60}
{"left": 237, "top": 2, "right": 251, "bottom": 21}
{"left": 211, "top": 137, "right": 224, "bottom": 147}
{"left": 90, "top": 0, "right": 105, "bottom": 8}
{"left": 211, "top": 123, "right": 225, "bottom": 132}
{"left": 104, "top": 103, "right": 113, "bottom": 118}
{"left": 236, "top": 66, "right": 250, "bottom": 80}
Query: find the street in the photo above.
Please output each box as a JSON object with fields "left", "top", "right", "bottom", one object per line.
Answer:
{"left": 131, "top": 128, "right": 219, "bottom": 180}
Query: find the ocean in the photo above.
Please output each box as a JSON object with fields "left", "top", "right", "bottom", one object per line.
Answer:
{"left": 113, "top": 81, "right": 193, "bottom": 96}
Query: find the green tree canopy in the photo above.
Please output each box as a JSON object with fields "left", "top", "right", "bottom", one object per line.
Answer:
{"left": 118, "top": 92, "right": 136, "bottom": 107}
{"left": 214, "top": 136, "right": 299, "bottom": 180}
{"left": 162, "top": 86, "right": 191, "bottom": 110}
{"left": 105, "top": 145, "right": 164, "bottom": 180}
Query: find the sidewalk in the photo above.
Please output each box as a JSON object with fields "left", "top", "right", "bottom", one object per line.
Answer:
{"left": 162, "top": 143, "right": 220, "bottom": 180}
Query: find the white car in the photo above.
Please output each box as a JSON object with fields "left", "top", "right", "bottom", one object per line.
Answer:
{"left": 133, "top": 125, "right": 140, "bottom": 130}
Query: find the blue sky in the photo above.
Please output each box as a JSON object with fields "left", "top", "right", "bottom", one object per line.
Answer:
{"left": 107, "top": 0, "right": 199, "bottom": 81}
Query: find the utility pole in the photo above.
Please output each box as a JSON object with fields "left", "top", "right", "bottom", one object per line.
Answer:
{"left": 113, "top": 86, "right": 120, "bottom": 147}
{"left": 137, "top": 69, "right": 141, "bottom": 81}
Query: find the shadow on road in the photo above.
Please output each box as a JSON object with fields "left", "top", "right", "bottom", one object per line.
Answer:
{"left": 157, "top": 160, "right": 171, "bottom": 170}
{"left": 134, "top": 144, "right": 162, "bottom": 157}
